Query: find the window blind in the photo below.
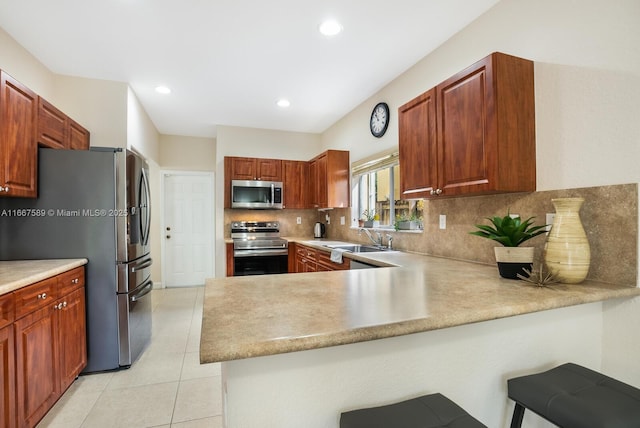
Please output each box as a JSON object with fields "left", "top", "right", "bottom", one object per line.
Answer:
{"left": 351, "top": 148, "right": 399, "bottom": 177}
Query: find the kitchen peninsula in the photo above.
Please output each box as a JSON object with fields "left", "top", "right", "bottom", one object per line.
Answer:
{"left": 200, "top": 247, "right": 640, "bottom": 427}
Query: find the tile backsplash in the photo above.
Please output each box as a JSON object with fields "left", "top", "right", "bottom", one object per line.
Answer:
{"left": 225, "top": 183, "right": 638, "bottom": 287}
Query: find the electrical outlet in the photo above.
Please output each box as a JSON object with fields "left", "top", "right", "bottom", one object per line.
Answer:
{"left": 296, "top": 217, "right": 301, "bottom": 225}
{"left": 340, "top": 216, "right": 345, "bottom": 225}
{"left": 439, "top": 214, "right": 446, "bottom": 229}
{"left": 325, "top": 214, "right": 330, "bottom": 225}
{"left": 546, "top": 213, "right": 555, "bottom": 232}
{"left": 509, "top": 213, "right": 519, "bottom": 219}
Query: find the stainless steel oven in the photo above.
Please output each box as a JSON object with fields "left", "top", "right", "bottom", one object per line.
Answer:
{"left": 231, "top": 221, "right": 289, "bottom": 276}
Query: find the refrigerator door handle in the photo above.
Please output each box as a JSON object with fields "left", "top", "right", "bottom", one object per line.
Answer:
{"left": 130, "top": 280, "right": 153, "bottom": 302}
{"left": 140, "top": 167, "right": 151, "bottom": 247}
{"left": 131, "top": 258, "right": 153, "bottom": 273}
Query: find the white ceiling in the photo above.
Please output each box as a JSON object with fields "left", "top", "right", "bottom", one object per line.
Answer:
{"left": 0, "top": 0, "right": 499, "bottom": 138}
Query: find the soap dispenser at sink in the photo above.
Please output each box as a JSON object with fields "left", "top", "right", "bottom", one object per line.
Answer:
{"left": 314, "top": 222, "right": 326, "bottom": 238}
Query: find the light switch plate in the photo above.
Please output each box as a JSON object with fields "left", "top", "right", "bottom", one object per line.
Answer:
{"left": 439, "top": 214, "right": 446, "bottom": 229}
{"left": 296, "top": 217, "right": 302, "bottom": 224}
{"left": 340, "top": 216, "right": 345, "bottom": 225}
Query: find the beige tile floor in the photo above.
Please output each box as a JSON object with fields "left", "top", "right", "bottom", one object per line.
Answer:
{"left": 37, "top": 286, "right": 223, "bottom": 428}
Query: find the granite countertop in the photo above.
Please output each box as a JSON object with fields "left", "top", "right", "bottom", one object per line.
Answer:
{"left": 0, "top": 259, "right": 88, "bottom": 296}
{"left": 201, "top": 240, "right": 640, "bottom": 364}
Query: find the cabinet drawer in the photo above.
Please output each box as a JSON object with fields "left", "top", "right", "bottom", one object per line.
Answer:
{"left": 317, "top": 252, "right": 350, "bottom": 271}
{"left": 0, "top": 293, "right": 14, "bottom": 329}
{"left": 14, "top": 277, "right": 58, "bottom": 320}
{"left": 297, "top": 246, "right": 316, "bottom": 260}
{"left": 58, "top": 266, "right": 85, "bottom": 295}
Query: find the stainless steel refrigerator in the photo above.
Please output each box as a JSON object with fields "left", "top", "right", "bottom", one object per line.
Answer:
{"left": 0, "top": 147, "right": 153, "bottom": 373}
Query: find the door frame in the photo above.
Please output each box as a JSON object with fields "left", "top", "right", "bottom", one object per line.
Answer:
{"left": 160, "top": 170, "right": 216, "bottom": 288}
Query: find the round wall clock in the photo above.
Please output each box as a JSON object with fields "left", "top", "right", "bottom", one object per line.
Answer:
{"left": 370, "top": 102, "right": 390, "bottom": 138}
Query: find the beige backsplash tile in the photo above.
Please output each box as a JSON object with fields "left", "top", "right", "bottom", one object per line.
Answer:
{"left": 226, "top": 183, "right": 638, "bottom": 286}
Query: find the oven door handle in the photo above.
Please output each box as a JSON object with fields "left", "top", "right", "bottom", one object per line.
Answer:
{"left": 271, "top": 183, "right": 275, "bottom": 208}
{"left": 130, "top": 280, "right": 153, "bottom": 302}
{"left": 234, "top": 249, "right": 289, "bottom": 257}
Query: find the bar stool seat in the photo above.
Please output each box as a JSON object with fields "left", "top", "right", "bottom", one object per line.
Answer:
{"left": 340, "top": 392, "right": 487, "bottom": 428}
{"left": 508, "top": 362, "right": 640, "bottom": 428}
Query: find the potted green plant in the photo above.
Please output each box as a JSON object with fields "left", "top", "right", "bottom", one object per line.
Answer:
{"left": 470, "top": 213, "right": 547, "bottom": 279}
{"left": 361, "top": 210, "right": 379, "bottom": 228}
{"left": 394, "top": 213, "right": 423, "bottom": 231}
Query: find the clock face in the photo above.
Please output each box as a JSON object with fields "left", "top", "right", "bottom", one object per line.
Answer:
{"left": 370, "top": 102, "right": 389, "bottom": 137}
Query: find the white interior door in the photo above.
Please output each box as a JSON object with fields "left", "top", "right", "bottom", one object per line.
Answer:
{"left": 163, "top": 172, "right": 214, "bottom": 287}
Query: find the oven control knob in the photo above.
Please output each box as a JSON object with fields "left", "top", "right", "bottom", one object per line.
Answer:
{"left": 166, "top": 227, "right": 171, "bottom": 231}
{"left": 166, "top": 235, "right": 171, "bottom": 239}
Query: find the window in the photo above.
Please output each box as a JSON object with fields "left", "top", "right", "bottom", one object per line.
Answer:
{"left": 351, "top": 149, "right": 424, "bottom": 229}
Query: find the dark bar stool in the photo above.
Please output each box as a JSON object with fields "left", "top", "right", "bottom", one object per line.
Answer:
{"left": 508, "top": 362, "right": 640, "bottom": 427}
{"left": 340, "top": 392, "right": 487, "bottom": 428}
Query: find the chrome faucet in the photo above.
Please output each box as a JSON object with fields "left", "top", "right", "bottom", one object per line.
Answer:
{"left": 386, "top": 234, "right": 393, "bottom": 249}
{"left": 359, "top": 228, "right": 382, "bottom": 246}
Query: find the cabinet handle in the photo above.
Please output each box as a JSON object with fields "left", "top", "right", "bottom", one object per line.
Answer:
{"left": 0, "top": 185, "right": 8, "bottom": 192}
{"left": 71, "top": 278, "right": 79, "bottom": 284}
{"left": 37, "top": 293, "right": 47, "bottom": 300}
{"left": 430, "top": 188, "right": 443, "bottom": 196}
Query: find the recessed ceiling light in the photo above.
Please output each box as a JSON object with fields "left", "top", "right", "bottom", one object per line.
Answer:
{"left": 277, "top": 99, "right": 291, "bottom": 108}
{"left": 155, "top": 86, "right": 171, "bottom": 94}
{"left": 319, "top": 19, "right": 342, "bottom": 37}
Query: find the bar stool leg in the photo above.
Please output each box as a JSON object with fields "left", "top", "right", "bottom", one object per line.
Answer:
{"left": 510, "top": 403, "right": 525, "bottom": 428}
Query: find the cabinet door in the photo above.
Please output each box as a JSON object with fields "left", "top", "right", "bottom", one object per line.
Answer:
{"left": 0, "top": 71, "right": 38, "bottom": 198}
{"left": 436, "top": 55, "right": 493, "bottom": 196}
{"left": 308, "top": 158, "right": 319, "bottom": 208}
{"left": 230, "top": 157, "right": 257, "bottom": 180}
{"left": 226, "top": 242, "right": 234, "bottom": 277}
{"left": 15, "top": 305, "right": 58, "bottom": 428}
{"left": 68, "top": 118, "right": 90, "bottom": 150}
{"left": 283, "top": 160, "right": 308, "bottom": 209}
{"left": 399, "top": 88, "right": 437, "bottom": 199}
{"left": 316, "top": 154, "right": 328, "bottom": 208}
{"left": 0, "top": 324, "right": 15, "bottom": 428}
{"left": 37, "top": 97, "right": 67, "bottom": 149}
{"left": 256, "top": 159, "right": 282, "bottom": 181}
{"left": 56, "top": 288, "right": 87, "bottom": 392}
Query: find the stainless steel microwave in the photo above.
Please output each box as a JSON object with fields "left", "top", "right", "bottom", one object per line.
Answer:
{"left": 231, "top": 180, "right": 283, "bottom": 209}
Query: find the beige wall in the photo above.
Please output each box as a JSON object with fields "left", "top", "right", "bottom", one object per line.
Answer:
{"left": 160, "top": 134, "right": 216, "bottom": 171}
{"left": 322, "top": 0, "right": 640, "bottom": 191}
{"left": 319, "top": 0, "right": 640, "bottom": 388}
{"left": 0, "top": 27, "right": 55, "bottom": 98}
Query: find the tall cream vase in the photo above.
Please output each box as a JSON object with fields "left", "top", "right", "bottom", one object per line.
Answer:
{"left": 543, "top": 198, "right": 591, "bottom": 283}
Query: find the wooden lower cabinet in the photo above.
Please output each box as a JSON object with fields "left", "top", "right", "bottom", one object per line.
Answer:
{"left": 3, "top": 266, "right": 86, "bottom": 428}
{"left": 226, "top": 242, "right": 234, "bottom": 277}
{"left": 15, "top": 305, "right": 58, "bottom": 428}
{"left": 56, "top": 287, "right": 86, "bottom": 392}
{"left": 0, "top": 323, "right": 15, "bottom": 428}
{"left": 295, "top": 244, "right": 350, "bottom": 272}
{"left": 317, "top": 250, "right": 350, "bottom": 271}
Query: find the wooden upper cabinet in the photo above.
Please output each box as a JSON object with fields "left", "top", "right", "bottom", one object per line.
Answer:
{"left": 309, "top": 150, "right": 349, "bottom": 209}
{"left": 399, "top": 52, "right": 535, "bottom": 199}
{"left": 37, "top": 97, "right": 67, "bottom": 149}
{"left": 283, "top": 160, "right": 308, "bottom": 209}
{"left": 224, "top": 156, "right": 283, "bottom": 208}
{"left": 399, "top": 88, "right": 437, "bottom": 199}
{"left": 38, "top": 96, "right": 90, "bottom": 151}
{"left": 0, "top": 70, "right": 38, "bottom": 198}
{"left": 68, "top": 118, "right": 90, "bottom": 150}
{"left": 228, "top": 156, "right": 282, "bottom": 181}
